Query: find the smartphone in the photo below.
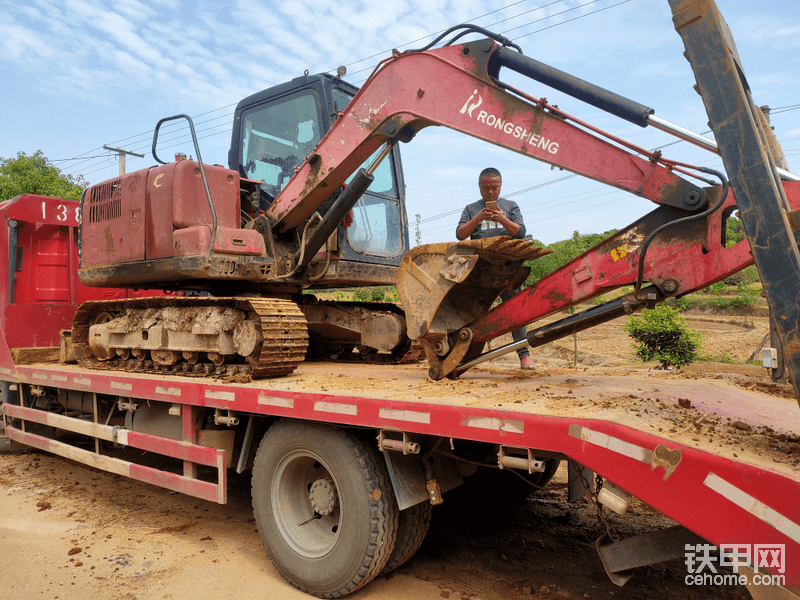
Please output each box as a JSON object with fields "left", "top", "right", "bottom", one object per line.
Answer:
{"left": 485, "top": 201, "right": 498, "bottom": 211}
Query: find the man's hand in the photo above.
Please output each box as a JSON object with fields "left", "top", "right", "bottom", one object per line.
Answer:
{"left": 478, "top": 208, "right": 503, "bottom": 223}
{"left": 457, "top": 206, "right": 520, "bottom": 239}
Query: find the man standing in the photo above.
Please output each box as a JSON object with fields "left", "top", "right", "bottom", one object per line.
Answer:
{"left": 456, "top": 168, "right": 535, "bottom": 370}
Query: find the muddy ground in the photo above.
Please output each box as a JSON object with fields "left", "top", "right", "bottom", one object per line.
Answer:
{"left": 1, "top": 313, "right": 795, "bottom": 600}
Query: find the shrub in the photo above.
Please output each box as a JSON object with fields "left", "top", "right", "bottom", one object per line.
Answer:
{"left": 624, "top": 304, "right": 703, "bottom": 368}
{"left": 352, "top": 288, "right": 371, "bottom": 302}
{"left": 370, "top": 287, "right": 386, "bottom": 302}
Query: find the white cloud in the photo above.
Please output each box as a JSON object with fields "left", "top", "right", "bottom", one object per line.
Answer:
{"left": 0, "top": 20, "right": 49, "bottom": 62}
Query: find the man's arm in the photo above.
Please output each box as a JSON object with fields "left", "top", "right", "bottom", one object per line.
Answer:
{"left": 503, "top": 200, "right": 526, "bottom": 239}
{"left": 456, "top": 205, "right": 480, "bottom": 240}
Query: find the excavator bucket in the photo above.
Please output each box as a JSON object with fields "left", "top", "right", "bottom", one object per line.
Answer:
{"left": 396, "top": 237, "right": 551, "bottom": 358}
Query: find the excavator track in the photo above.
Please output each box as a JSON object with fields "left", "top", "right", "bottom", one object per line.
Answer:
{"left": 72, "top": 297, "right": 308, "bottom": 379}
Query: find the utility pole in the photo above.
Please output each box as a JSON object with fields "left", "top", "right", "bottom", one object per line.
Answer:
{"left": 414, "top": 214, "right": 421, "bottom": 246}
{"left": 103, "top": 145, "right": 145, "bottom": 176}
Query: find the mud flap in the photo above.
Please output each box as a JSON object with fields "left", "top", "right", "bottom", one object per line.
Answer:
{"left": 383, "top": 451, "right": 464, "bottom": 510}
{"left": 568, "top": 460, "right": 595, "bottom": 502}
{"left": 596, "top": 526, "right": 705, "bottom": 586}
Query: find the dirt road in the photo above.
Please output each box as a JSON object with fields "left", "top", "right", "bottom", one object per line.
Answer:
{"left": 0, "top": 452, "right": 752, "bottom": 600}
{"left": 0, "top": 313, "right": 792, "bottom": 599}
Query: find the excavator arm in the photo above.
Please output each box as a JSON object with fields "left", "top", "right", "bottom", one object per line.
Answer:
{"left": 269, "top": 37, "right": 709, "bottom": 240}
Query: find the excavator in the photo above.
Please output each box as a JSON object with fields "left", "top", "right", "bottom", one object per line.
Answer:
{"left": 74, "top": 0, "right": 800, "bottom": 409}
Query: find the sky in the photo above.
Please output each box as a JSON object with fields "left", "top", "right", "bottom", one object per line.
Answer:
{"left": 1, "top": 0, "right": 798, "bottom": 246}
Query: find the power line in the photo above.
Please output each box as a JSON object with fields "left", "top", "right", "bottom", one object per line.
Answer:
{"left": 416, "top": 127, "right": 798, "bottom": 238}
{"left": 49, "top": 154, "right": 110, "bottom": 163}
{"left": 771, "top": 105, "right": 800, "bottom": 115}
{"left": 483, "top": 0, "right": 572, "bottom": 30}
{"left": 348, "top": 1, "right": 572, "bottom": 80}
{"left": 337, "top": 0, "right": 541, "bottom": 72}
{"left": 501, "top": 0, "right": 604, "bottom": 35}
{"left": 68, "top": 0, "right": 635, "bottom": 183}
{"left": 509, "top": 0, "right": 632, "bottom": 41}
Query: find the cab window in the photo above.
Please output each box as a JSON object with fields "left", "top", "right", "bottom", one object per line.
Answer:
{"left": 241, "top": 92, "right": 321, "bottom": 198}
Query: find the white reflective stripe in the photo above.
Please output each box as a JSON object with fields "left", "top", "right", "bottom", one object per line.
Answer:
{"left": 704, "top": 473, "right": 800, "bottom": 545}
{"left": 116, "top": 429, "right": 129, "bottom": 446}
{"left": 205, "top": 390, "right": 235, "bottom": 402}
{"left": 74, "top": 377, "right": 91, "bottom": 385}
{"left": 0, "top": 367, "right": 14, "bottom": 376}
{"left": 314, "top": 401, "right": 357, "bottom": 416}
{"left": 50, "top": 374, "right": 68, "bottom": 382}
{"left": 571, "top": 426, "right": 651, "bottom": 463}
{"left": 155, "top": 386, "right": 181, "bottom": 397}
{"left": 110, "top": 381, "right": 132, "bottom": 391}
{"left": 258, "top": 395, "right": 294, "bottom": 409}
{"left": 379, "top": 408, "right": 431, "bottom": 424}
{"left": 32, "top": 372, "right": 48, "bottom": 380}
{"left": 463, "top": 416, "right": 524, "bottom": 434}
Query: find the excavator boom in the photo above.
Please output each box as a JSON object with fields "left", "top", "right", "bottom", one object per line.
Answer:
{"left": 270, "top": 38, "right": 708, "bottom": 237}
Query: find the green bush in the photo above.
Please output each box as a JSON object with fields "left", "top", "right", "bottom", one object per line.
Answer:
{"left": 370, "top": 287, "right": 386, "bottom": 302}
{"left": 624, "top": 304, "right": 703, "bottom": 368}
{"left": 352, "top": 288, "right": 371, "bottom": 302}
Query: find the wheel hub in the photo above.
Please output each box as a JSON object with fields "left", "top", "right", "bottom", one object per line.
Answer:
{"left": 309, "top": 478, "right": 338, "bottom": 516}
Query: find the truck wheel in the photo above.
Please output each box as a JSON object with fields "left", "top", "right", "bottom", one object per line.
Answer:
{"left": 382, "top": 501, "right": 432, "bottom": 573}
{"left": 252, "top": 420, "right": 399, "bottom": 598}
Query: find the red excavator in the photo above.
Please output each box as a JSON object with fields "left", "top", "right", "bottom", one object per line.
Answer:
{"left": 74, "top": 0, "right": 800, "bottom": 411}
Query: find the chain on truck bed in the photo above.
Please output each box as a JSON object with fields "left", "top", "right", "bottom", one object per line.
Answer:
{"left": 72, "top": 296, "right": 308, "bottom": 379}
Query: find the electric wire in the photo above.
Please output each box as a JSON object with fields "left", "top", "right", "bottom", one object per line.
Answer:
{"left": 500, "top": 0, "right": 604, "bottom": 35}
{"left": 509, "top": 0, "right": 632, "bottom": 40}
{"left": 68, "top": 0, "right": 646, "bottom": 183}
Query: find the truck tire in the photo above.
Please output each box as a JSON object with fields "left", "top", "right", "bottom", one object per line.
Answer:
{"left": 251, "top": 420, "right": 399, "bottom": 598}
{"left": 382, "top": 501, "right": 432, "bottom": 573}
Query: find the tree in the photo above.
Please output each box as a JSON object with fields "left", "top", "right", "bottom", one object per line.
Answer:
{"left": 0, "top": 151, "right": 87, "bottom": 202}
{"left": 624, "top": 304, "right": 703, "bottom": 369}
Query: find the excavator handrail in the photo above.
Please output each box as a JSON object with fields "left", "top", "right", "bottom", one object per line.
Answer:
{"left": 151, "top": 114, "right": 218, "bottom": 249}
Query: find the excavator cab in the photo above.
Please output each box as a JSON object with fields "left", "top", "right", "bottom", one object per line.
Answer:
{"left": 229, "top": 74, "right": 409, "bottom": 288}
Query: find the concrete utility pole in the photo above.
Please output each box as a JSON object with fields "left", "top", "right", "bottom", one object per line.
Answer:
{"left": 103, "top": 145, "right": 145, "bottom": 176}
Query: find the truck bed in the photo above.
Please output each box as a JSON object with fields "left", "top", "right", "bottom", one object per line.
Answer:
{"left": 5, "top": 355, "right": 800, "bottom": 585}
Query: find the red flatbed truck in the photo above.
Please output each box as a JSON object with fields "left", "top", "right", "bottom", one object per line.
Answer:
{"left": 3, "top": 0, "right": 800, "bottom": 596}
